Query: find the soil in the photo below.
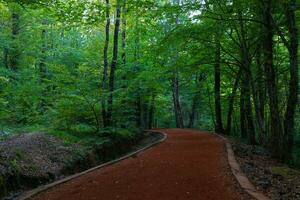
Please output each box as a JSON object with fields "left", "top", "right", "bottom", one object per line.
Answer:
{"left": 0, "top": 133, "right": 83, "bottom": 179}
{"left": 0, "top": 133, "right": 86, "bottom": 199}
{"left": 31, "top": 129, "right": 253, "bottom": 200}
{"left": 231, "top": 139, "right": 300, "bottom": 200}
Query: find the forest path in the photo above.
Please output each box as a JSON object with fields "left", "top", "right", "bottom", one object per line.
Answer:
{"left": 31, "top": 129, "right": 251, "bottom": 200}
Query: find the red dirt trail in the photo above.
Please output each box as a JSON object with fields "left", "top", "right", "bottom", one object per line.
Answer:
{"left": 31, "top": 129, "right": 251, "bottom": 200}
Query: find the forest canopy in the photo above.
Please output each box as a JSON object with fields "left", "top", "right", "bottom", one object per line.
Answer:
{"left": 0, "top": 0, "right": 299, "bottom": 166}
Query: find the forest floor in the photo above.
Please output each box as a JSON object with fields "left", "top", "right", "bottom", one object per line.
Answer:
{"left": 30, "top": 129, "right": 252, "bottom": 200}
{"left": 231, "top": 139, "right": 300, "bottom": 200}
{"left": 0, "top": 133, "right": 91, "bottom": 199}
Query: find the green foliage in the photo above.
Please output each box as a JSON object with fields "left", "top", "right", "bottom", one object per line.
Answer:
{"left": 0, "top": 0, "right": 299, "bottom": 168}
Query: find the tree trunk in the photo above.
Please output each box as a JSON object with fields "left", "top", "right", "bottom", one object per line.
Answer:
{"left": 107, "top": 4, "right": 121, "bottom": 127}
{"left": 188, "top": 96, "right": 197, "bottom": 128}
{"left": 10, "top": 12, "right": 20, "bottom": 71}
{"left": 240, "top": 84, "right": 247, "bottom": 139}
{"left": 283, "top": 0, "right": 298, "bottom": 161}
{"left": 244, "top": 72, "right": 256, "bottom": 145}
{"left": 172, "top": 71, "right": 184, "bottom": 128}
{"left": 39, "top": 21, "right": 48, "bottom": 112}
{"left": 3, "top": 48, "right": 8, "bottom": 69}
{"left": 148, "top": 94, "right": 155, "bottom": 129}
{"left": 214, "top": 38, "right": 224, "bottom": 134}
{"left": 225, "top": 70, "right": 241, "bottom": 135}
{"left": 238, "top": 10, "right": 256, "bottom": 144}
{"left": 101, "top": 0, "right": 110, "bottom": 128}
{"left": 262, "top": 0, "right": 283, "bottom": 159}
{"left": 39, "top": 24, "right": 47, "bottom": 82}
{"left": 136, "top": 95, "right": 142, "bottom": 128}
{"left": 121, "top": 1, "right": 126, "bottom": 67}
{"left": 254, "top": 46, "right": 266, "bottom": 145}
{"left": 241, "top": 52, "right": 256, "bottom": 144}
{"left": 119, "top": 1, "right": 127, "bottom": 128}
{"left": 188, "top": 74, "right": 204, "bottom": 128}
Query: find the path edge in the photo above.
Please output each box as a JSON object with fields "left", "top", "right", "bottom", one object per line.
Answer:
{"left": 216, "top": 134, "right": 271, "bottom": 200}
{"left": 16, "top": 131, "right": 167, "bottom": 200}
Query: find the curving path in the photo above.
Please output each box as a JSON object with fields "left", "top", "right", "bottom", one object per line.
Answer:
{"left": 31, "top": 129, "right": 252, "bottom": 200}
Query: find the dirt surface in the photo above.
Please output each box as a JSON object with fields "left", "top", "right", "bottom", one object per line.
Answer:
{"left": 232, "top": 140, "right": 300, "bottom": 200}
{"left": 31, "top": 129, "right": 252, "bottom": 200}
{"left": 0, "top": 133, "right": 82, "bottom": 179}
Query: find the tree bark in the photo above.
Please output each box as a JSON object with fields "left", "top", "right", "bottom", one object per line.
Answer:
{"left": 107, "top": 3, "right": 121, "bottom": 127}
{"left": 172, "top": 71, "right": 184, "bottom": 128}
{"left": 283, "top": 0, "right": 298, "bottom": 161}
{"left": 101, "top": 0, "right": 110, "bottom": 127}
{"left": 240, "top": 84, "right": 247, "bottom": 139}
{"left": 238, "top": 10, "right": 256, "bottom": 144}
{"left": 225, "top": 70, "right": 241, "bottom": 135}
{"left": 148, "top": 94, "right": 155, "bottom": 129}
{"left": 121, "top": 1, "right": 126, "bottom": 67}
{"left": 214, "top": 37, "right": 224, "bottom": 134}
{"left": 188, "top": 96, "right": 197, "bottom": 128}
{"left": 119, "top": 0, "right": 127, "bottom": 128}
{"left": 252, "top": 48, "right": 266, "bottom": 146}
{"left": 39, "top": 21, "right": 48, "bottom": 112}
{"left": 10, "top": 12, "right": 20, "bottom": 71}
{"left": 262, "top": 0, "right": 283, "bottom": 158}
{"left": 3, "top": 48, "right": 8, "bottom": 69}
{"left": 39, "top": 23, "right": 47, "bottom": 81}
{"left": 136, "top": 95, "right": 142, "bottom": 128}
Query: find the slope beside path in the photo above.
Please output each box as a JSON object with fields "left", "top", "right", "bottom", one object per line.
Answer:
{"left": 30, "top": 129, "right": 252, "bottom": 200}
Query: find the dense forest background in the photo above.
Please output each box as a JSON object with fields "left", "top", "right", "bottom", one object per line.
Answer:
{"left": 0, "top": 0, "right": 299, "bottom": 167}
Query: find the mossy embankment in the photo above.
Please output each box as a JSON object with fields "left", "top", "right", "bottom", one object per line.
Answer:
{"left": 0, "top": 130, "right": 161, "bottom": 200}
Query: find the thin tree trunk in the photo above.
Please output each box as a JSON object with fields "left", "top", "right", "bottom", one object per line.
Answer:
{"left": 39, "top": 21, "right": 48, "bottom": 112}
{"left": 107, "top": 4, "right": 121, "bottom": 126}
{"left": 101, "top": 0, "right": 110, "bottom": 128}
{"left": 3, "top": 48, "right": 8, "bottom": 69}
{"left": 188, "top": 96, "right": 197, "bottom": 128}
{"left": 142, "top": 100, "right": 149, "bottom": 129}
{"left": 226, "top": 70, "right": 241, "bottom": 135}
{"left": 148, "top": 94, "right": 155, "bottom": 129}
{"left": 244, "top": 72, "right": 256, "bottom": 145}
{"left": 133, "top": 14, "right": 142, "bottom": 129}
{"left": 121, "top": 1, "right": 126, "bottom": 67}
{"left": 172, "top": 71, "right": 184, "bottom": 128}
{"left": 10, "top": 12, "right": 20, "bottom": 71}
{"left": 119, "top": 1, "right": 127, "bottom": 128}
{"left": 240, "top": 83, "right": 247, "bottom": 139}
{"left": 283, "top": 0, "right": 298, "bottom": 161}
{"left": 188, "top": 74, "right": 203, "bottom": 128}
{"left": 39, "top": 23, "right": 47, "bottom": 81}
{"left": 214, "top": 37, "right": 224, "bottom": 134}
{"left": 136, "top": 95, "right": 142, "bottom": 128}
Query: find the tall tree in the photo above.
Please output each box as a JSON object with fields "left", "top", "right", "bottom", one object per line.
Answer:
{"left": 262, "top": 0, "right": 283, "bottom": 158}
{"left": 214, "top": 37, "right": 224, "bottom": 134}
{"left": 225, "top": 70, "right": 240, "bottom": 135}
{"left": 101, "top": 0, "right": 110, "bottom": 128}
{"left": 9, "top": 11, "right": 20, "bottom": 70}
{"left": 172, "top": 70, "right": 184, "bottom": 128}
{"left": 282, "top": 0, "right": 299, "bottom": 161}
{"left": 107, "top": 2, "right": 121, "bottom": 126}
